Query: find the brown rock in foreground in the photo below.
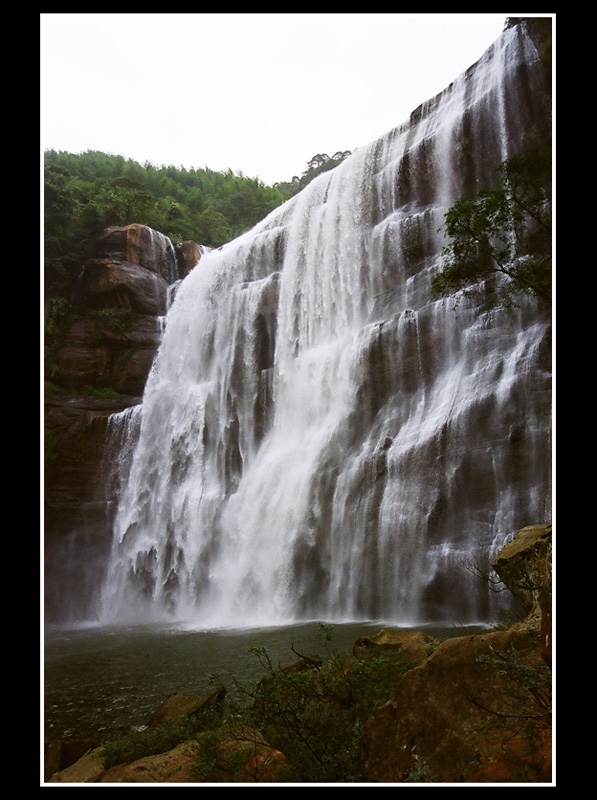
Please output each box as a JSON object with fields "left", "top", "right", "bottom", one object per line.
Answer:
{"left": 146, "top": 686, "right": 227, "bottom": 731}
{"left": 361, "top": 523, "right": 552, "bottom": 783}
{"left": 353, "top": 629, "right": 438, "bottom": 664}
{"left": 48, "top": 727, "right": 287, "bottom": 784}
{"left": 99, "top": 741, "right": 200, "bottom": 783}
{"left": 493, "top": 523, "right": 553, "bottom": 666}
{"left": 47, "top": 747, "right": 106, "bottom": 783}
{"left": 361, "top": 624, "right": 551, "bottom": 782}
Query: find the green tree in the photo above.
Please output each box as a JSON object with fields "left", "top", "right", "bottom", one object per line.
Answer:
{"left": 431, "top": 147, "right": 552, "bottom": 311}
{"left": 195, "top": 206, "right": 232, "bottom": 248}
{"left": 274, "top": 150, "right": 352, "bottom": 200}
{"left": 240, "top": 627, "right": 416, "bottom": 782}
{"left": 82, "top": 177, "right": 157, "bottom": 231}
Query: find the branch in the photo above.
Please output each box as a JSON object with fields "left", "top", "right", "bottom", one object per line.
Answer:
{"left": 290, "top": 644, "right": 322, "bottom": 671}
{"left": 467, "top": 694, "right": 551, "bottom": 721}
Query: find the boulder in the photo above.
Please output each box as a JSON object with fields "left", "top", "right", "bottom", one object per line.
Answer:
{"left": 44, "top": 738, "right": 97, "bottom": 782}
{"left": 47, "top": 747, "right": 106, "bottom": 783}
{"left": 492, "top": 523, "right": 551, "bottom": 615}
{"left": 176, "top": 240, "right": 202, "bottom": 276}
{"left": 361, "top": 624, "right": 551, "bottom": 783}
{"left": 74, "top": 258, "right": 169, "bottom": 316}
{"left": 146, "top": 686, "right": 227, "bottom": 731}
{"left": 47, "top": 722, "right": 286, "bottom": 783}
{"left": 353, "top": 629, "right": 438, "bottom": 664}
{"left": 492, "top": 522, "right": 552, "bottom": 666}
{"left": 360, "top": 524, "right": 553, "bottom": 783}
{"left": 191, "top": 725, "right": 288, "bottom": 783}
{"left": 93, "top": 223, "right": 179, "bottom": 283}
{"left": 44, "top": 740, "right": 62, "bottom": 782}
{"left": 98, "top": 741, "right": 200, "bottom": 783}
{"left": 95, "top": 726, "right": 287, "bottom": 784}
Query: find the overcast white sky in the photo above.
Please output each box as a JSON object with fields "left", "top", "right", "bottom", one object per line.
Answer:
{"left": 41, "top": 13, "right": 520, "bottom": 186}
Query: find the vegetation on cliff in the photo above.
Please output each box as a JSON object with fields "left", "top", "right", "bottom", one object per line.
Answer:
{"left": 43, "top": 149, "right": 351, "bottom": 377}
{"left": 432, "top": 147, "right": 552, "bottom": 312}
{"left": 43, "top": 149, "right": 351, "bottom": 297}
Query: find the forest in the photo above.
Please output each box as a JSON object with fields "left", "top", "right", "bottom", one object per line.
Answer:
{"left": 43, "top": 148, "right": 351, "bottom": 365}
{"left": 43, "top": 149, "right": 351, "bottom": 296}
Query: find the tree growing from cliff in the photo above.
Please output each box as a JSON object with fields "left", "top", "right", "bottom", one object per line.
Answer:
{"left": 432, "top": 147, "right": 552, "bottom": 312}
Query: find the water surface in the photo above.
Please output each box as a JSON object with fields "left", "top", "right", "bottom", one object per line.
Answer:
{"left": 44, "top": 620, "right": 486, "bottom": 742}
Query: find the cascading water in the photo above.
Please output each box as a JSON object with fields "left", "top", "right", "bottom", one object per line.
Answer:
{"left": 99, "top": 24, "right": 551, "bottom": 628}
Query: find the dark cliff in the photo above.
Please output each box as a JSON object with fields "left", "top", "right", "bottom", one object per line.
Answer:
{"left": 44, "top": 224, "right": 200, "bottom": 622}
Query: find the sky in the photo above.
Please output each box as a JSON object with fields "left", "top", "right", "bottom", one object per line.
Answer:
{"left": 41, "top": 13, "right": 514, "bottom": 187}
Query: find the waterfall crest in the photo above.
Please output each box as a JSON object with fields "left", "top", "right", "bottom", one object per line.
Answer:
{"left": 99, "top": 25, "right": 551, "bottom": 628}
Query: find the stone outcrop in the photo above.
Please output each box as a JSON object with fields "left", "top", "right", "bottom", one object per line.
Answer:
{"left": 54, "top": 223, "right": 197, "bottom": 393}
{"left": 176, "top": 240, "right": 203, "bottom": 276}
{"left": 49, "top": 314, "right": 163, "bottom": 395}
{"left": 44, "top": 224, "right": 201, "bottom": 623}
{"left": 353, "top": 629, "right": 439, "bottom": 664}
{"left": 48, "top": 720, "right": 286, "bottom": 784}
{"left": 44, "top": 738, "right": 97, "bottom": 783}
{"left": 98, "top": 741, "right": 202, "bottom": 783}
{"left": 48, "top": 732, "right": 287, "bottom": 784}
{"left": 493, "top": 523, "right": 552, "bottom": 666}
{"left": 74, "top": 258, "right": 170, "bottom": 316}
{"left": 93, "top": 223, "right": 180, "bottom": 283}
{"left": 93, "top": 726, "right": 288, "bottom": 784}
{"left": 146, "top": 687, "right": 227, "bottom": 731}
{"left": 360, "top": 523, "right": 552, "bottom": 783}
{"left": 47, "top": 747, "right": 107, "bottom": 784}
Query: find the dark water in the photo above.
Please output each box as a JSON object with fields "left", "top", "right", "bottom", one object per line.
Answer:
{"left": 44, "top": 620, "right": 487, "bottom": 743}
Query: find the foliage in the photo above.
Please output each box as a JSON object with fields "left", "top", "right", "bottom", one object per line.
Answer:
{"left": 43, "top": 148, "right": 351, "bottom": 315}
{"left": 100, "top": 707, "right": 223, "bottom": 770}
{"left": 191, "top": 724, "right": 286, "bottom": 783}
{"left": 432, "top": 146, "right": 552, "bottom": 312}
{"left": 473, "top": 635, "right": 552, "bottom": 730}
{"left": 96, "top": 625, "right": 416, "bottom": 783}
{"left": 44, "top": 296, "right": 72, "bottom": 345}
{"left": 43, "top": 149, "right": 288, "bottom": 300}
{"left": 85, "top": 307, "right": 134, "bottom": 333}
{"left": 234, "top": 625, "right": 413, "bottom": 783}
{"left": 273, "top": 150, "right": 352, "bottom": 199}
{"left": 44, "top": 295, "right": 76, "bottom": 376}
{"left": 80, "top": 385, "right": 125, "bottom": 399}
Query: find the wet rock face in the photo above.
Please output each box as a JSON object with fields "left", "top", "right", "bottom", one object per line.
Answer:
{"left": 50, "top": 314, "right": 164, "bottom": 394}
{"left": 175, "top": 240, "right": 203, "bottom": 276}
{"left": 93, "top": 223, "right": 180, "bottom": 283}
{"left": 74, "top": 258, "right": 169, "bottom": 316}
{"left": 45, "top": 225, "right": 201, "bottom": 623}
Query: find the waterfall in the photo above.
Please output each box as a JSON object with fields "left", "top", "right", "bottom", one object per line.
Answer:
{"left": 99, "top": 25, "right": 551, "bottom": 628}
